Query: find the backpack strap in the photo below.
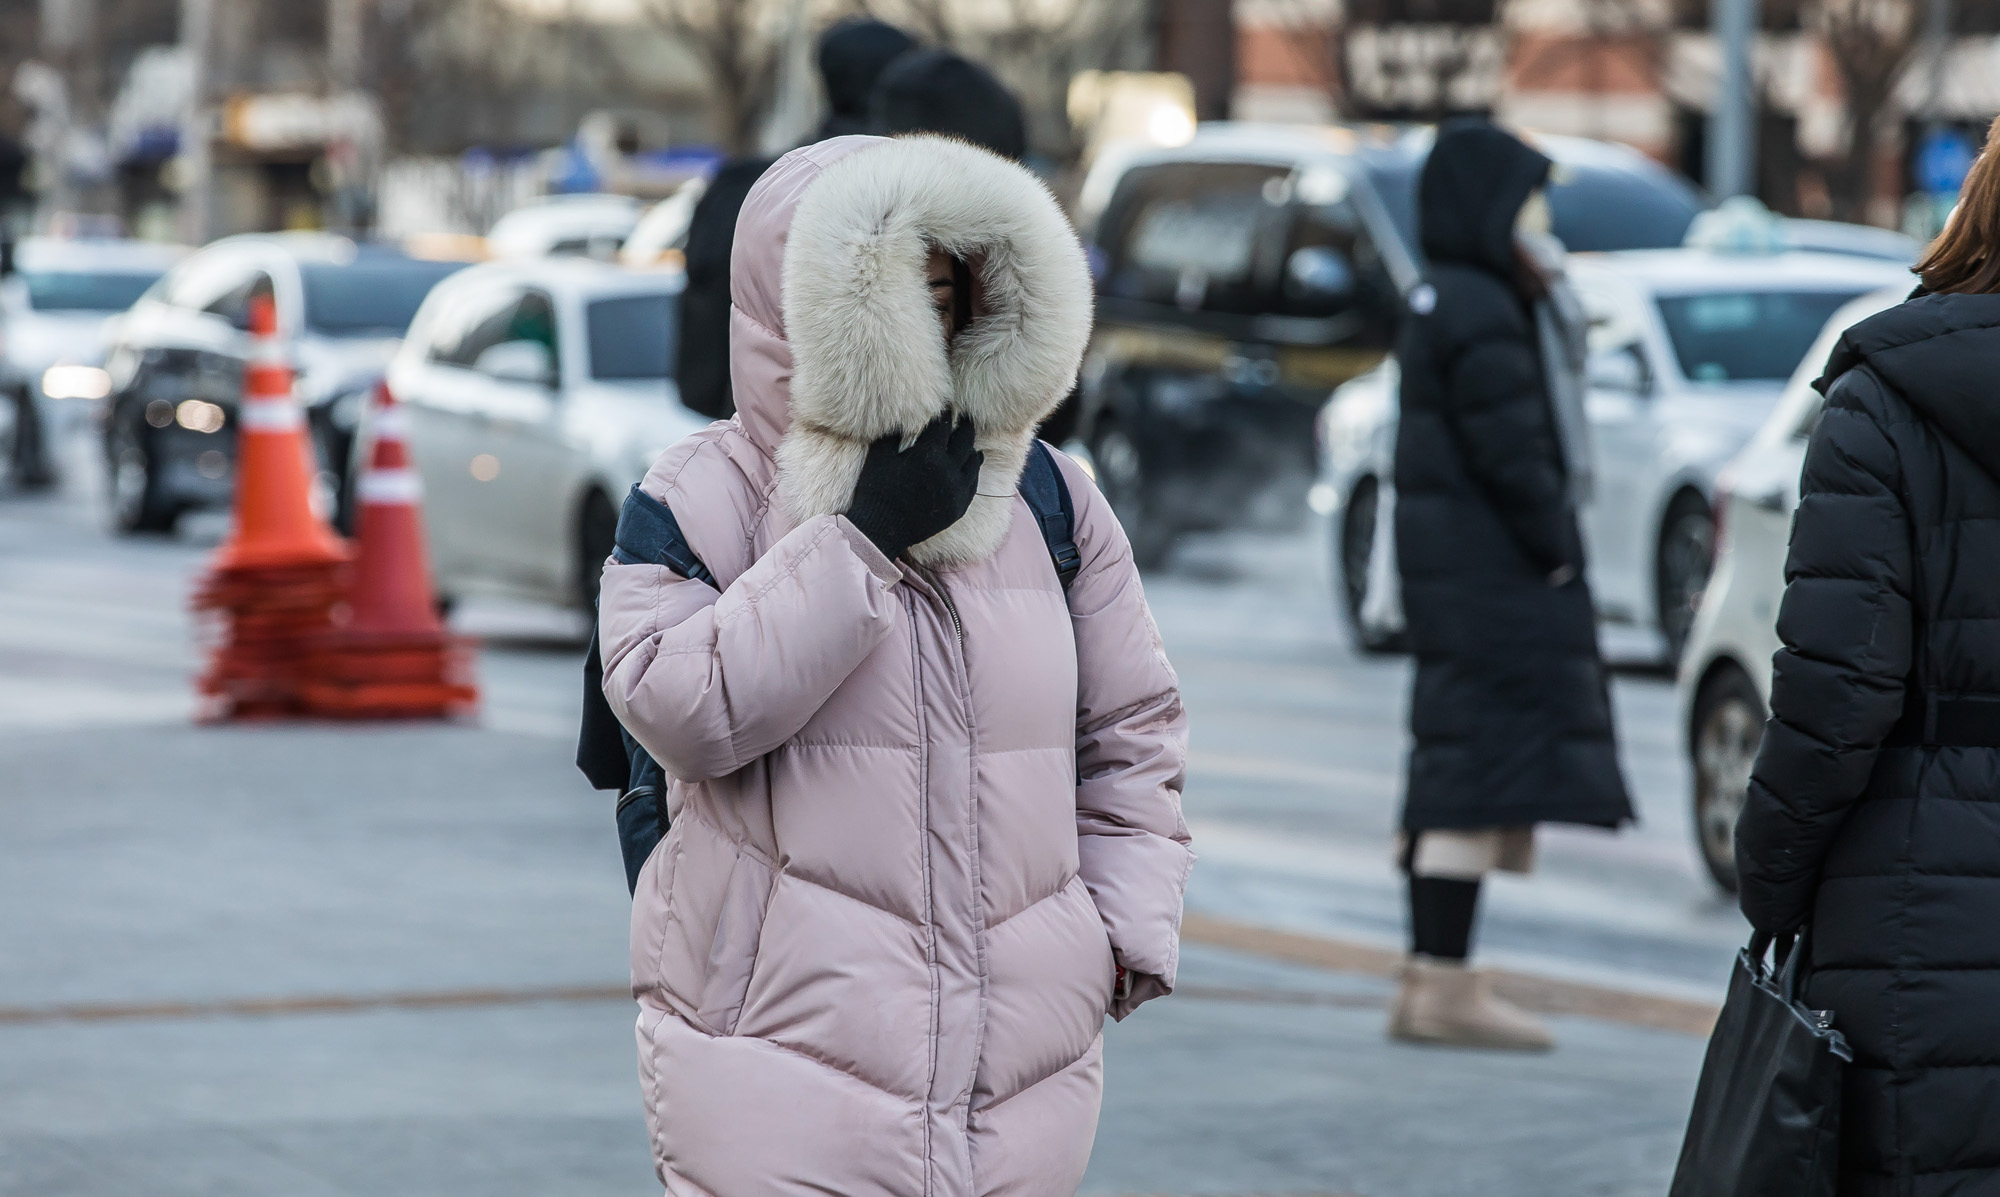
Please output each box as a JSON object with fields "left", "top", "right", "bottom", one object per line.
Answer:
{"left": 579, "top": 486, "right": 721, "bottom": 892}
{"left": 1020, "top": 440, "right": 1081, "bottom": 592}
{"left": 611, "top": 484, "right": 717, "bottom": 587}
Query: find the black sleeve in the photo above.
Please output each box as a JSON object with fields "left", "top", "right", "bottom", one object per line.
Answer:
{"left": 676, "top": 158, "right": 775, "bottom": 419}
{"left": 1735, "top": 376, "right": 1913, "bottom": 934}
{"left": 1438, "top": 305, "right": 1577, "bottom": 575}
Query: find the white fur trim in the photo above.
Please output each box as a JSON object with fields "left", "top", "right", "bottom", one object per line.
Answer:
{"left": 777, "top": 136, "right": 1093, "bottom": 567}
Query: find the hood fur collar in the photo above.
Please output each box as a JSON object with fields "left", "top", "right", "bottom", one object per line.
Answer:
{"left": 775, "top": 135, "right": 1092, "bottom": 568}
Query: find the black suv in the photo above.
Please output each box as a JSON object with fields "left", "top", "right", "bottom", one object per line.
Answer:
{"left": 1076, "top": 123, "right": 1702, "bottom": 565}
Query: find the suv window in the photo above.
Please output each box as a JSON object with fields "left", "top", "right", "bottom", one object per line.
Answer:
{"left": 1278, "top": 197, "right": 1398, "bottom": 343}
{"left": 431, "top": 288, "right": 560, "bottom": 377}
{"left": 1100, "top": 162, "right": 1292, "bottom": 315}
{"left": 204, "top": 272, "right": 274, "bottom": 330}
{"left": 163, "top": 252, "right": 257, "bottom": 314}
{"left": 586, "top": 293, "right": 675, "bottom": 380}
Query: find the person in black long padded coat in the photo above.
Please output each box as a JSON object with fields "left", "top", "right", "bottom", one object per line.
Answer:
{"left": 1736, "top": 114, "right": 2000, "bottom": 1195}
{"left": 1389, "top": 119, "right": 1632, "bottom": 1049}
{"left": 674, "top": 19, "right": 919, "bottom": 419}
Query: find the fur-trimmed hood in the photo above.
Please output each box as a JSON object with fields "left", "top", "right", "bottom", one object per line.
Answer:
{"left": 728, "top": 134, "right": 1093, "bottom": 568}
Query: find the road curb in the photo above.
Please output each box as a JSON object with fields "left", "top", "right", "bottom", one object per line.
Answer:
{"left": 1181, "top": 913, "right": 1721, "bottom": 1037}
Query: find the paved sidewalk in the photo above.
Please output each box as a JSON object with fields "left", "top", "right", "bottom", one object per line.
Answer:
{"left": 0, "top": 481, "right": 1711, "bottom": 1196}
{"left": 1, "top": 720, "right": 1706, "bottom": 1197}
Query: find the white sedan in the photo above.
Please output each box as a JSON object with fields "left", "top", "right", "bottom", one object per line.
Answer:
{"left": 1675, "top": 287, "right": 1906, "bottom": 891}
{"left": 384, "top": 256, "right": 708, "bottom": 613}
{"left": 1317, "top": 248, "right": 1911, "bottom": 662}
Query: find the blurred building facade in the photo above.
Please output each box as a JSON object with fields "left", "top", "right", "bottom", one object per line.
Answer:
{"left": 1232, "top": 0, "right": 2000, "bottom": 226}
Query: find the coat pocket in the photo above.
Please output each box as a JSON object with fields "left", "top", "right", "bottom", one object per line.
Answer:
{"left": 694, "top": 846, "right": 777, "bottom": 1036}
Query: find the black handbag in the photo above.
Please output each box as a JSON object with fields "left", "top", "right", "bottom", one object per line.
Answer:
{"left": 1669, "top": 930, "right": 1851, "bottom": 1197}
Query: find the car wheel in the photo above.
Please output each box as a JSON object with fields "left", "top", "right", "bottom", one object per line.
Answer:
{"left": 1655, "top": 491, "right": 1714, "bottom": 664}
{"left": 106, "top": 411, "right": 180, "bottom": 535}
{"left": 576, "top": 489, "right": 618, "bottom": 611}
{"left": 1092, "top": 421, "right": 1173, "bottom": 569}
{"left": 1336, "top": 476, "right": 1407, "bottom": 655}
{"left": 1691, "top": 665, "right": 1763, "bottom": 893}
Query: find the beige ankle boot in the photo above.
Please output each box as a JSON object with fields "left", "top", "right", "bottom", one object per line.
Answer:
{"left": 1387, "top": 955, "right": 1555, "bottom": 1051}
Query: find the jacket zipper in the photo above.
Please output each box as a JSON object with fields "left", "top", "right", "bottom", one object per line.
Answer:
{"left": 918, "top": 566, "right": 965, "bottom": 646}
{"left": 913, "top": 564, "right": 984, "bottom": 1146}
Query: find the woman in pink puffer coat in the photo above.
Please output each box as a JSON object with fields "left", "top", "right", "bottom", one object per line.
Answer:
{"left": 597, "top": 135, "right": 1194, "bottom": 1197}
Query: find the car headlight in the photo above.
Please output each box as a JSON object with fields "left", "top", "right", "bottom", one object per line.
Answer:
{"left": 174, "top": 399, "right": 227, "bottom": 434}
{"left": 42, "top": 365, "right": 111, "bottom": 400}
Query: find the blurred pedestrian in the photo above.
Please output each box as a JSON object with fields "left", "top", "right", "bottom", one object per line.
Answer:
{"left": 1388, "top": 119, "right": 1633, "bottom": 1050}
{"left": 813, "top": 17, "right": 918, "bottom": 141}
{"left": 870, "top": 47, "right": 1029, "bottom": 163}
{"left": 1733, "top": 114, "right": 2000, "bottom": 1193}
{"left": 599, "top": 136, "right": 1193, "bottom": 1195}
{"left": 675, "top": 158, "right": 775, "bottom": 419}
{"left": 675, "top": 18, "right": 918, "bottom": 419}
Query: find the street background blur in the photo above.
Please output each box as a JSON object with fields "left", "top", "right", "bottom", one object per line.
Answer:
{"left": 1, "top": 0, "right": 1995, "bottom": 1194}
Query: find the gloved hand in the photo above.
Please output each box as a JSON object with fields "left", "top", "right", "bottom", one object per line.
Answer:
{"left": 844, "top": 413, "right": 983, "bottom": 562}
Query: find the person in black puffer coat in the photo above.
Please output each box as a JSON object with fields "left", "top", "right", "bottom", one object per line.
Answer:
{"left": 1736, "top": 114, "right": 2000, "bottom": 1196}
{"left": 1390, "top": 119, "right": 1633, "bottom": 1049}
{"left": 675, "top": 19, "right": 918, "bottom": 419}
{"left": 870, "top": 48, "right": 1028, "bottom": 164}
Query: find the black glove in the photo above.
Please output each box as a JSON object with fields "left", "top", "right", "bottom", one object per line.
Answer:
{"left": 844, "top": 414, "right": 983, "bottom": 562}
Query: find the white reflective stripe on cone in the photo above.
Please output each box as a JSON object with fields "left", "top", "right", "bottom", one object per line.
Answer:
{"left": 239, "top": 398, "right": 305, "bottom": 431}
{"left": 357, "top": 469, "right": 423, "bottom": 504}
{"left": 251, "top": 339, "right": 289, "bottom": 366}
{"left": 368, "top": 406, "right": 410, "bottom": 441}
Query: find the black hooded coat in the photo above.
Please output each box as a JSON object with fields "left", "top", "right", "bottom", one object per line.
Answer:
{"left": 1736, "top": 292, "right": 2000, "bottom": 1195}
{"left": 1392, "top": 120, "right": 1632, "bottom": 834}
{"left": 870, "top": 48, "right": 1028, "bottom": 162}
{"left": 674, "top": 156, "right": 774, "bottom": 419}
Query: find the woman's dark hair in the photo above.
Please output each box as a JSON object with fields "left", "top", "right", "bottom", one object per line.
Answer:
{"left": 1917, "top": 115, "right": 2000, "bottom": 296}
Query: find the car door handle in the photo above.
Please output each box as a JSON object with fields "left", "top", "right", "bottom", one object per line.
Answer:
{"left": 1744, "top": 487, "right": 1787, "bottom": 513}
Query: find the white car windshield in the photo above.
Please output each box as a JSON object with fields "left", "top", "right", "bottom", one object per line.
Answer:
{"left": 587, "top": 293, "right": 676, "bottom": 381}
{"left": 1655, "top": 289, "right": 1871, "bottom": 383}
{"left": 23, "top": 269, "right": 163, "bottom": 312}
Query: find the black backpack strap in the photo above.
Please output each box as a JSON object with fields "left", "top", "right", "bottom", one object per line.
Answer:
{"left": 577, "top": 485, "right": 719, "bottom": 894}
{"left": 1020, "top": 440, "right": 1081, "bottom": 592}
{"left": 611, "top": 484, "right": 717, "bottom": 587}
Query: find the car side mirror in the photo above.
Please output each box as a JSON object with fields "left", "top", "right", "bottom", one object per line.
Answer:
{"left": 474, "top": 339, "right": 556, "bottom": 388}
{"left": 1286, "top": 246, "right": 1356, "bottom": 303}
{"left": 1587, "top": 345, "right": 1650, "bottom": 395}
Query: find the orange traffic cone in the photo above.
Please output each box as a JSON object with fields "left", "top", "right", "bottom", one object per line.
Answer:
{"left": 191, "top": 294, "right": 352, "bottom": 720}
{"left": 214, "top": 294, "right": 346, "bottom": 571}
{"left": 303, "top": 382, "right": 477, "bottom": 719}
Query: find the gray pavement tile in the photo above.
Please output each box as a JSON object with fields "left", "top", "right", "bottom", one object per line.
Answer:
{"left": 1083, "top": 945, "right": 1704, "bottom": 1197}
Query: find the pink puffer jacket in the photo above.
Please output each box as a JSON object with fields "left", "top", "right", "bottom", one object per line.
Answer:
{"left": 599, "top": 136, "right": 1193, "bottom": 1197}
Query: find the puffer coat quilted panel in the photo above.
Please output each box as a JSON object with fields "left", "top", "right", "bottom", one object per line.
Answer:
{"left": 1736, "top": 291, "right": 2000, "bottom": 1195}
{"left": 599, "top": 136, "right": 1193, "bottom": 1197}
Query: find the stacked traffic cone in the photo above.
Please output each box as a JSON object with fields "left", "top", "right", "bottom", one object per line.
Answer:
{"left": 302, "top": 381, "right": 478, "bottom": 719}
{"left": 192, "top": 294, "right": 352, "bottom": 719}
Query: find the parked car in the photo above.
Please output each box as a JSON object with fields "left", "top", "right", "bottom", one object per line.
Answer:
{"left": 1074, "top": 122, "right": 1705, "bottom": 565}
{"left": 486, "top": 193, "right": 642, "bottom": 260}
{"left": 1320, "top": 248, "right": 1911, "bottom": 662}
{"left": 619, "top": 179, "right": 706, "bottom": 268}
{"left": 99, "top": 233, "right": 466, "bottom": 533}
{"left": 1, "top": 237, "right": 183, "bottom": 488}
{"left": 385, "top": 256, "right": 708, "bottom": 613}
{"left": 1675, "top": 286, "right": 1907, "bottom": 891}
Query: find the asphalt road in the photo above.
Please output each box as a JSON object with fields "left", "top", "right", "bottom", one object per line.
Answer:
{"left": 0, "top": 434, "right": 1720, "bottom": 1195}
